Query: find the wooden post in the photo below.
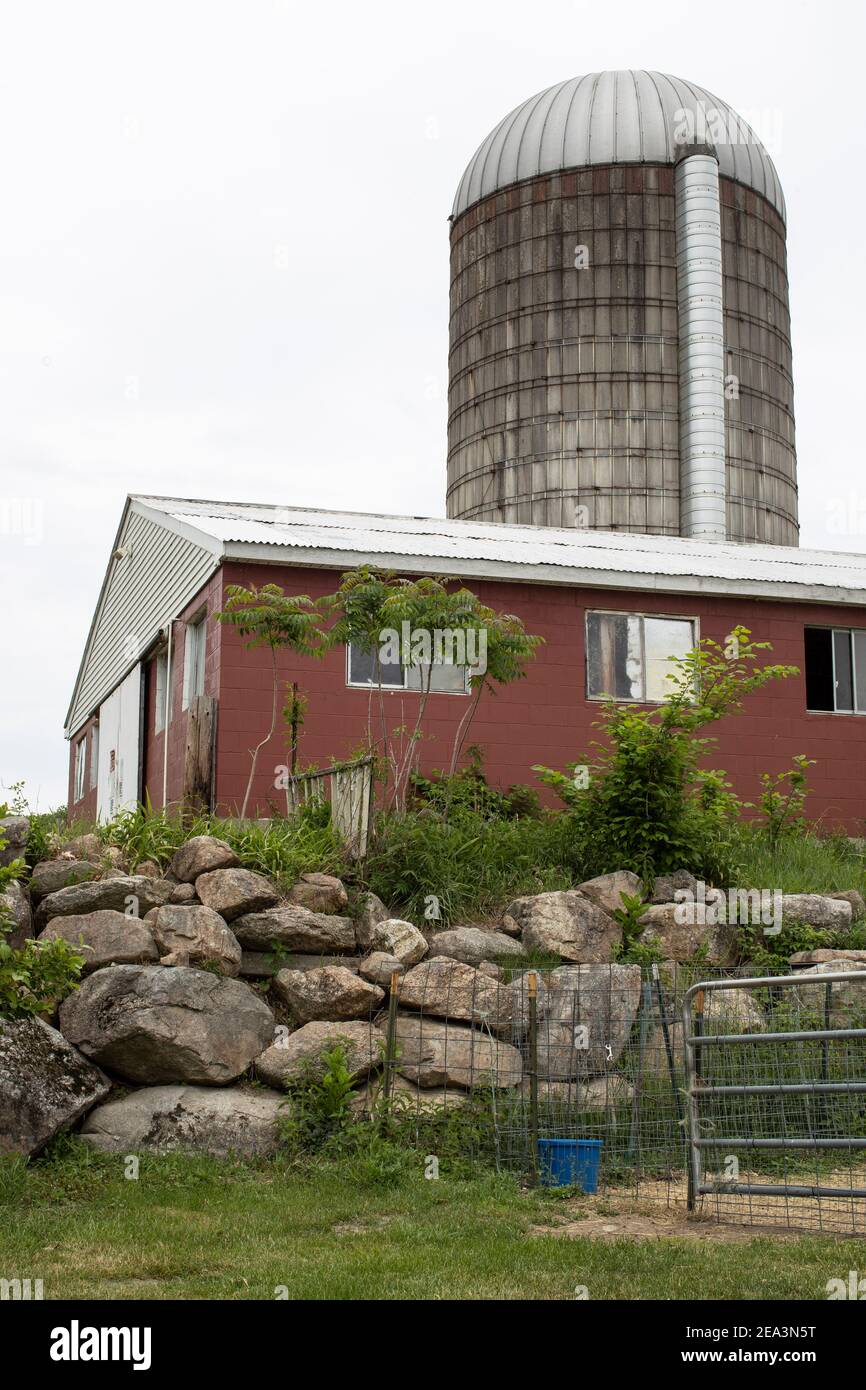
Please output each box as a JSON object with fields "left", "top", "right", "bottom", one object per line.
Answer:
{"left": 527, "top": 971, "right": 539, "bottom": 1186}
{"left": 182, "top": 695, "right": 216, "bottom": 818}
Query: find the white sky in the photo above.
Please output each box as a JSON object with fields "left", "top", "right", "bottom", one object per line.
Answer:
{"left": 1, "top": 0, "right": 863, "bottom": 810}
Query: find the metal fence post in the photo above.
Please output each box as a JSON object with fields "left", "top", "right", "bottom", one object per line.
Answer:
{"left": 527, "top": 971, "right": 539, "bottom": 1185}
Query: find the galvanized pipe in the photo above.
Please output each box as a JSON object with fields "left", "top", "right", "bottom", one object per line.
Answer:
{"left": 675, "top": 153, "right": 727, "bottom": 540}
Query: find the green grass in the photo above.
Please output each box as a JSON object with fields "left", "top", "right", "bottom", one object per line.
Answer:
{"left": 735, "top": 828, "right": 866, "bottom": 898}
{"left": 1, "top": 1144, "right": 863, "bottom": 1300}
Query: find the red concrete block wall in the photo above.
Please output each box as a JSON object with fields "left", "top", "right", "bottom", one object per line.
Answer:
{"left": 214, "top": 561, "right": 866, "bottom": 831}
{"left": 69, "top": 556, "right": 866, "bottom": 832}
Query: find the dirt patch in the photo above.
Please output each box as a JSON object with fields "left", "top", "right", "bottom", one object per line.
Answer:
{"left": 530, "top": 1197, "right": 798, "bottom": 1243}
{"left": 530, "top": 1171, "right": 866, "bottom": 1241}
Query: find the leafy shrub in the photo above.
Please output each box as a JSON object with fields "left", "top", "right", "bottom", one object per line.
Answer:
{"left": 535, "top": 627, "right": 798, "bottom": 883}
{"left": 409, "top": 745, "right": 541, "bottom": 820}
{"left": 758, "top": 755, "right": 816, "bottom": 850}
{"left": 0, "top": 922, "right": 85, "bottom": 1020}
{"left": 278, "top": 1043, "right": 357, "bottom": 1154}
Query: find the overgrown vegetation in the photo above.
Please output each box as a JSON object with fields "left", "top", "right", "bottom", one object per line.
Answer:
{"left": 535, "top": 627, "right": 799, "bottom": 883}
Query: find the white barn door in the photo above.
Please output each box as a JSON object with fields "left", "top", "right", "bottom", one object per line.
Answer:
{"left": 96, "top": 665, "right": 142, "bottom": 821}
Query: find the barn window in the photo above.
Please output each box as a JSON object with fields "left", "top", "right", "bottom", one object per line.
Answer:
{"left": 73, "top": 736, "right": 86, "bottom": 802}
{"left": 182, "top": 615, "right": 206, "bottom": 709}
{"left": 805, "top": 627, "right": 866, "bottom": 713}
{"left": 89, "top": 723, "right": 99, "bottom": 790}
{"left": 347, "top": 643, "right": 470, "bottom": 694}
{"left": 586, "top": 611, "right": 696, "bottom": 702}
{"left": 155, "top": 651, "right": 171, "bottom": 732}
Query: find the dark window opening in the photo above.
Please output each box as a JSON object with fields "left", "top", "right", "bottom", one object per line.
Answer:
{"left": 805, "top": 626, "right": 866, "bottom": 713}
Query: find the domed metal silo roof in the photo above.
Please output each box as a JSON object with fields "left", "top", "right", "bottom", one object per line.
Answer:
{"left": 452, "top": 69, "right": 785, "bottom": 221}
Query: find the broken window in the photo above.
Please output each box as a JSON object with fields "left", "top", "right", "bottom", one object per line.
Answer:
{"left": 586, "top": 611, "right": 696, "bottom": 702}
{"left": 805, "top": 627, "right": 866, "bottom": 712}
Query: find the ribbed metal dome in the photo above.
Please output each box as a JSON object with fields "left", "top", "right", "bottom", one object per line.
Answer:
{"left": 452, "top": 70, "right": 785, "bottom": 221}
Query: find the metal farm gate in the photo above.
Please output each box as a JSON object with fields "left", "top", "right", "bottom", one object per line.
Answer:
{"left": 683, "top": 972, "right": 866, "bottom": 1232}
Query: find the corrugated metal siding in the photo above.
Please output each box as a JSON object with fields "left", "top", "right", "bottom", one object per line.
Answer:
{"left": 66, "top": 506, "right": 218, "bottom": 736}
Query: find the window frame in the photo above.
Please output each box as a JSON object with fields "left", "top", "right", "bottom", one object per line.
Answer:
{"left": 89, "top": 722, "right": 99, "bottom": 790}
{"left": 345, "top": 642, "right": 471, "bottom": 696}
{"left": 154, "top": 650, "right": 170, "bottom": 733}
{"left": 182, "top": 613, "right": 207, "bottom": 710}
{"left": 73, "top": 736, "right": 87, "bottom": 802}
{"left": 805, "top": 625, "right": 866, "bottom": 715}
{"left": 584, "top": 609, "right": 699, "bottom": 705}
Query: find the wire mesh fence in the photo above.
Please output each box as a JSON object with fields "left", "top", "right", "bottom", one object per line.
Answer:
{"left": 355, "top": 958, "right": 866, "bottom": 1232}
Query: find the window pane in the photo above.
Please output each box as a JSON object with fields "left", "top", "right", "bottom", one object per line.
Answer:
{"left": 587, "top": 612, "right": 641, "bottom": 699}
{"left": 644, "top": 618, "right": 694, "bottom": 702}
{"left": 193, "top": 622, "right": 206, "bottom": 698}
{"left": 74, "top": 739, "right": 86, "bottom": 800}
{"left": 854, "top": 631, "right": 866, "bottom": 713}
{"left": 833, "top": 629, "right": 853, "bottom": 711}
{"left": 348, "top": 643, "right": 404, "bottom": 689}
{"left": 406, "top": 662, "right": 469, "bottom": 694}
{"left": 804, "top": 627, "right": 834, "bottom": 710}
{"left": 89, "top": 724, "right": 99, "bottom": 789}
{"left": 155, "top": 653, "right": 167, "bottom": 733}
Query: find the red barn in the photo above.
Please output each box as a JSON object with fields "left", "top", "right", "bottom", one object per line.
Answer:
{"left": 64, "top": 494, "right": 866, "bottom": 830}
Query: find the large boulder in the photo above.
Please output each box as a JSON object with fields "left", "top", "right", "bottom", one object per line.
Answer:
{"left": 790, "top": 948, "right": 866, "bottom": 967}
{"left": 504, "top": 891, "right": 621, "bottom": 963}
{"left": 169, "top": 882, "right": 198, "bottom": 904}
{"left": 645, "top": 986, "right": 765, "bottom": 1074}
{"left": 150, "top": 904, "right": 242, "bottom": 976}
{"left": 829, "top": 891, "right": 866, "bottom": 920}
{"left": 354, "top": 891, "right": 391, "bottom": 950}
{"left": 396, "top": 959, "right": 515, "bottom": 1033}
{"left": 350, "top": 1073, "right": 468, "bottom": 1116}
{"left": 637, "top": 901, "right": 737, "bottom": 964}
{"left": 255, "top": 1020, "right": 385, "bottom": 1088}
{"left": 79, "top": 1084, "right": 284, "bottom": 1158}
{"left": 0, "top": 1017, "right": 109, "bottom": 1155}
{"left": 58, "top": 965, "right": 274, "bottom": 1085}
{"left": 394, "top": 1015, "right": 522, "bottom": 1090}
{"left": 536, "top": 963, "right": 642, "bottom": 1079}
{"left": 368, "top": 918, "right": 428, "bottom": 966}
{"left": 169, "top": 836, "right": 239, "bottom": 883}
{"left": 0, "top": 816, "right": 30, "bottom": 867}
{"left": 781, "top": 894, "right": 852, "bottom": 929}
{"left": 427, "top": 926, "right": 526, "bottom": 968}
{"left": 57, "top": 832, "right": 102, "bottom": 862}
{"left": 792, "top": 961, "right": 866, "bottom": 1023}
{"left": 38, "top": 911, "right": 159, "bottom": 973}
{"left": 359, "top": 952, "right": 406, "bottom": 989}
{"left": 651, "top": 869, "right": 698, "bottom": 905}
{"left": 232, "top": 905, "right": 356, "bottom": 953}
{"left": 0, "top": 879, "right": 32, "bottom": 949}
{"left": 273, "top": 965, "right": 384, "bottom": 1023}
{"left": 30, "top": 858, "right": 100, "bottom": 902}
{"left": 521, "top": 1074, "right": 635, "bottom": 1109}
{"left": 194, "top": 868, "right": 279, "bottom": 921}
{"left": 288, "top": 873, "right": 348, "bottom": 915}
{"left": 577, "top": 871, "right": 644, "bottom": 917}
{"left": 34, "top": 876, "right": 173, "bottom": 931}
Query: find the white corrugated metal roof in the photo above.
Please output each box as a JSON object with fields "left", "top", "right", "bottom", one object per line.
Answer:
{"left": 452, "top": 70, "right": 785, "bottom": 220}
{"left": 130, "top": 495, "right": 866, "bottom": 605}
